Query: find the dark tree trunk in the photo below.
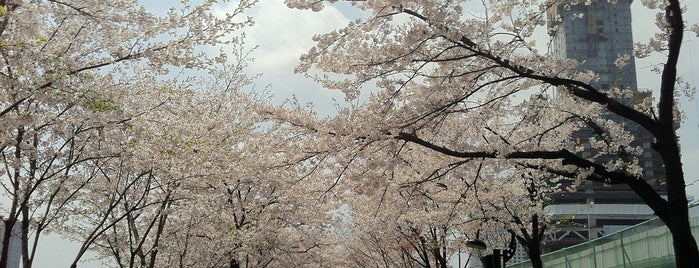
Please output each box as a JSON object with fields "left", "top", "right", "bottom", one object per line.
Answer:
{"left": 510, "top": 214, "right": 544, "bottom": 268}
{"left": 661, "top": 135, "right": 699, "bottom": 267}
{"left": 655, "top": 0, "right": 699, "bottom": 264}
{"left": 528, "top": 216, "right": 544, "bottom": 268}
{"left": 669, "top": 219, "right": 699, "bottom": 267}
{"left": 527, "top": 243, "right": 543, "bottom": 268}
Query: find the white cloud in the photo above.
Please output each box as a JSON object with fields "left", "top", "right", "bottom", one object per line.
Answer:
{"left": 246, "top": 0, "right": 347, "bottom": 69}
{"left": 227, "top": 0, "right": 350, "bottom": 116}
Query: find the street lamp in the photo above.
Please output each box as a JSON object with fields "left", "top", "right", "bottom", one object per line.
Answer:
{"left": 466, "top": 239, "right": 487, "bottom": 250}
{"left": 466, "top": 233, "right": 517, "bottom": 268}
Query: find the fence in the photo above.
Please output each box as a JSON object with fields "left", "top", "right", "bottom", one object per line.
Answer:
{"left": 508, "top": 215, "right": 699, "bottom": 268}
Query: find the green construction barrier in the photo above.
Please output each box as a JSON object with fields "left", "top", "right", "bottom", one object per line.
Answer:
{"left": 507, "top": 216, "right": 699, "bottom": 268}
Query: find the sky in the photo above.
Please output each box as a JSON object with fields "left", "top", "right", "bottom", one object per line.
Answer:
{"left": 31, "top": 0, "right": 699, "bottom": 267}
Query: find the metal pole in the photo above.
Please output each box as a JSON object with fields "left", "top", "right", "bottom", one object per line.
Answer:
{"left": 494, "top": 249, "right": 502, "bottom": 268}
{"left": 587, "top": 209, "right": 591, "bottom": 240}
{"left": 587, "top": 201, "right": 594, "bottom": 240}
{"left": 458, "top": 248, "right": 461, "bottom": 268}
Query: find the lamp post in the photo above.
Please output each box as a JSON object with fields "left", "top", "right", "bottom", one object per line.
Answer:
{"left": 587, "top": 201, "right": 594, "bottom": 240}
{"left": 466, "top": 233, "right": 517, "bottom": 268}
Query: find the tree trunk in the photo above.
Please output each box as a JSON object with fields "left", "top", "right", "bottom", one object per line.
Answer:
{"left": 669, "top": 220, "right": 699, "bottom": 267}
{"left": 526, "top": 242, "right": 543, "bottom": 268}
{"left": 663, "top": 140, "right": 699, "bottom": 267}
{"left": 511, "top": 214, "right": 544, "bottom": 268}
{"left": 654, "top": 0, "right": 699, "bottom": 263}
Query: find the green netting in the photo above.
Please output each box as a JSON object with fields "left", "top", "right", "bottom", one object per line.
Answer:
{"left": 507, "top": 216, "right": 699, "bottom": 268}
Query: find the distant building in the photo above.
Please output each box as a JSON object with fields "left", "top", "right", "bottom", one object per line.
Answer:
{"left": 548, "top": 0, "right": 637, "bottom": 90}
{"left": 544, "top": 0, "right": 667, "bottom": 252}
{"left": 0, "top": 221, "right": 21, "bottom": 268}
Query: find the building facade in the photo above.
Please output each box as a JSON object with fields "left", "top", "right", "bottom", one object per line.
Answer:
{"left": 549, "top": 0, "right": 637, "bottom": 90}
{"left": 544, "top": 0, "right": 667, "bottom": 252}
{"left": 0, "top": 221, "right": 21, "bottom": 268}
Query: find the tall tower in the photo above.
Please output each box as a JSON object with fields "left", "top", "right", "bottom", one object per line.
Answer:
{"left": 544, "top": 0, "right": 667, "bottom": 252}
{"left": 0, "top": 221, "right": 21, "bottom": 268}
{"left": 549, "top": 0, "right": 637, "bottom": 90}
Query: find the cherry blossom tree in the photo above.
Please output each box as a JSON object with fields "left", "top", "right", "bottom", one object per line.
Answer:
{"left": 465, "top": 167, "right": 556, "bottom": 268}
{"left": 339, "top": 221, "right": 454, "bottom": 268}
{"left": 286, "top": 0, "right": 699, "bottom": 266}
{"left": 330, "top": 155, "right": 469, "bottom": 268}
{"left": 63, "top": 64, "right": 338, "bottom": 267}
{"left": 259, "top": 105, "right": 532, "bottom": 266}
{"left": 325, "top": 149, "right": 553, "bottom": 268}
{"left": 0, "top": 0, "right": 256, "bottom": 267}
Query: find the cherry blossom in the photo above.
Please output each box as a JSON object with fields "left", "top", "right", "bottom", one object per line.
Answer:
{"left": 283, "top": 0, "right": 698, "bottom": 266}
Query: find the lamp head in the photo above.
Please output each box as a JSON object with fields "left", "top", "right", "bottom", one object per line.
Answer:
{"left": 466, "top": 239, "right": 487, "bottom": 250}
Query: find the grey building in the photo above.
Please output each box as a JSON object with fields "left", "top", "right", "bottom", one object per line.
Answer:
{"left": 0, "top": 221, "right": 21, "bottom": 268}
{"left": 544, "top": 0, "right": 667, "bottom": 252}
{"left": 549, "top": 0, "right": 637, "bottom": 90}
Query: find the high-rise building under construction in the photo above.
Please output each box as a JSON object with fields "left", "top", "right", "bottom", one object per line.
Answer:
{"left": 544, "top": 0, "right": 667, "bottom": 251}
